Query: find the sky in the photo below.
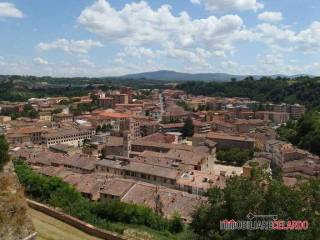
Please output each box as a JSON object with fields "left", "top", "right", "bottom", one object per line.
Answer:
{"left": 1, "top": 0, "right": 320, "bottom": 77}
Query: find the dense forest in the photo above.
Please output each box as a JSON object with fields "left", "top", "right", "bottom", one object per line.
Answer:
{"left": 177, "top": 76, "right": 320, "bottom": 109}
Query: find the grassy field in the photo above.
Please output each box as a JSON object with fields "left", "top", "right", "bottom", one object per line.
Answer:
{"left": 28, "top": 208, "right": 102, "bottom": 240}
{"left": 28, "top": 207, "right": 191, "bottom": 240}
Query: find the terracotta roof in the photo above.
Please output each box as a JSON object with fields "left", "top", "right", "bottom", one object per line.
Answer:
{"left": 140, "top": 133, "right": 175, "bottom": 144}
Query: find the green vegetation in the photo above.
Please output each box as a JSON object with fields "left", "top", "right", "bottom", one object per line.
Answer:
{"left": 181, "top": 117, "right": 194, "bottom": 138}
{"left": 29, "top": 208, "right": 101, "bottom": 240}
{"left": 13, "top": 159, "right": 184, "bottom": 237}
{"left": 277, "top": 111, "right": 320, "bottom": 155}
{"left": 175, "top": 100, "right": 192, "bottom": 111}
{"left": 0, "top": 135, "right": 9, "bottom": 171}
{"left": 190, "top": 170, "right": 320, "bottom": 240}
{"left": 96, "top": 123, "right": 112, "bottom": 132}
{"left": 216, "top": 148, "right": 254, "bottom": 166}
{"left": 177, "top": 76, "right": 320, "bottom": 108}
{"left": 70, "top": 103, "right": 98, "bottom": 116}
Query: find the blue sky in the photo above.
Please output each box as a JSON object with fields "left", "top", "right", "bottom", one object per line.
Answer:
{"left": 1, "top": 0, "right": 320, "bottom": 77}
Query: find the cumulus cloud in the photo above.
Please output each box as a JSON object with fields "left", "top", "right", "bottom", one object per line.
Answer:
{"left": 118, "top": 46, "right": 157, "bottom": 58}
{"left": 258, "top": 11, "right": 283, "bottom": 23}
{"left": 33, "top": 57, "right": 49, "bottom": 65}
{"left": 256, "top": 21, "right": 320, "bottom": 53}
{"left": 0, "top": 2, "right": 24, "bottom": 18}
{"left": 295, "top": 21, "right": 320, "bottom": 52}
{"left": 36, "top": 38, "right": 103, "bottom": 54}
{"left": 78, "top": 0, "right": 250, "bottom": 53}
{"left": 191, "top": 0, "right": 264, "bottom": 12}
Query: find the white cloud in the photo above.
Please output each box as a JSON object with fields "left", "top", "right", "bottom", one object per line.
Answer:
{"left": 191, "top": 0, "right": 264, "bottom": 12}
{"left": 190, "top": 0, "right": 201, "bottom": 4}
{"left": 78, "top": 0, "right": 250, "bottom": 53}
{"left": 256, "top": 23, "right": 295, "bottom": 45}
{"left": 119, "top": 46, "right": 157, "bottom": 58}
{"left": 79, "top": 58, "right": 95, "bottom": 67}
{"left": 258, "top": 11, "right": 283, "bottom": 23}
{"left": 36, "top": 38, "right": 103, "bottom": 54}
{"left": 295, "top": 21, "right": 320, "bottom": 52}
{"left": 114, "top": 57, "right": 125, "bottom": 64}
{"left": 33, "top": 57, "right": 49, "bottom": 65}
{"left": 256, "top": 21, "right": 320, "bottom": 53}
{"left": 0, "top": 2, "right": 24, "bottom": 18}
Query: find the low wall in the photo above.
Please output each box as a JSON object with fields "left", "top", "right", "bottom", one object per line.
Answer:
{"left": 27, "top": 199, "right": 127, "bottom": 240}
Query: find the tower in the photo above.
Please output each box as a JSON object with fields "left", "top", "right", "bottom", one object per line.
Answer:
{"left": 123, "top": 131, "right": 131, "bottom": 158}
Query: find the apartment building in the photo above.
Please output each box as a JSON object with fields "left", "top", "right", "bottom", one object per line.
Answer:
{"left": 97, "top": 97, "right": 114, "bottom": 108}
{"left": 113, "top": 94, "right": 129, "bottom": 105}
{"left": 255, "top": 111, "right": 289, "bottom": 124}
{"left": 194, "top": 132, "right": 255, "bottom": 150}
{"left": 41, "top": 127, "right": 95, "bottom": 147}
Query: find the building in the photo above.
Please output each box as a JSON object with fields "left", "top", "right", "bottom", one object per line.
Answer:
{"left": 0, "top": 116, "right": 11, "bottom": 124}
{"left": 0, "top": 102, "right": 24, "bottom": 114}
{"left": 210, "top": 119, "right": 236, "bottom": 133}
{"left": 113, "top": 94, "right": 129, "bottom": 105}
{"left": 177, "top": 170, "right": 226, "bottom": 195}
{"left": 193, "top": 120, "right": 211, "bottom": 134}
{"left": 194, "top": 132, "right": 255, "bottom": 150}
{"left": 119, "top": 86, "right": 133, "bottom": 103}
{"left": 233, "top": 119, "right": 266, "bottom": 133}
{"left": 255, "top": 111, "right": 289, "bottom": 124}
{"left": 159, "top": 123, "right": 184, "bottom": 133}
{"left": 52, "top": 113, "right": 73, "bottom": 123}
{"left": 97, "top": 97, "right": 114, "bottom": 108}
{"left": 39, "top": 112, "right": 52, "bottom": 122}
{"left": 41, "top": 127, "right": 95, "bottom": 147}
{"left": 139, "top": 120, "right": 159, "bottom": 137}
{"left": 95, "top": 158, "right": 179, "bottom": 187}
{"left": 6, "top": 127, "right": 44, "bottom": 144}
{"left": 288, "top": 104, "right": 305, "bottom": 120}
{"left": 162, "top": 104, "right": 188, "bottom": 123}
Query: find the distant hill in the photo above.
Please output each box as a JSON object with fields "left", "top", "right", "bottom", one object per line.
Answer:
{"left": 120, "top": 70, "right": 314, "bottom": 82}
{"left": 121, "top": 70, "right": 247, "bottom": 82}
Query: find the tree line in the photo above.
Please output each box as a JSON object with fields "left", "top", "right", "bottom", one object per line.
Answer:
{"left": 177, "top": 76, "right": 320, "bottom": 108}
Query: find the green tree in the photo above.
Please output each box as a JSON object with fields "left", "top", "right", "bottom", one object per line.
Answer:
{"left": 190, "top": 170, "right": 320, "bottom": 240}
{"left": 182, "top": 117, "right": 194, "bottom": 138}
{"left": 217, "top": 148, "right": 253, "bottom": 166}
{"left": 169, "top": 212, "right": 184, "bottom": 234}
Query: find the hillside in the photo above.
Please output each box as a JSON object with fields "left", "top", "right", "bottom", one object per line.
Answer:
{"left": 0, "top": 162, "right": 35, "bottom": 240}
